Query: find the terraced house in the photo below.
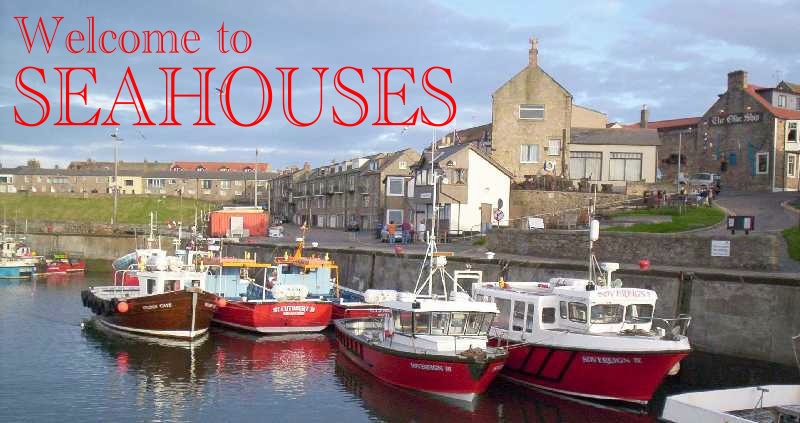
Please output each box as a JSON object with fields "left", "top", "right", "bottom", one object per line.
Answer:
{"left": 287, "top": 149, "right": 419, "bottom": 230}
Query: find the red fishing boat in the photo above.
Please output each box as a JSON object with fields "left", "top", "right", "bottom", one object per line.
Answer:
{"left": 36, "top": 253, "right": 86, "bottom": 274}
{"left": 331, "top": 287, "right": 391, "bottom": 320}
{"left": 206, "top": 240, "right": 335, "bottom": 334}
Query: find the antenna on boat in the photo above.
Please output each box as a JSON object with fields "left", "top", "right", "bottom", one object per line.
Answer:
{"left": 147, "top": 211, "right": 156, "bottom": 249}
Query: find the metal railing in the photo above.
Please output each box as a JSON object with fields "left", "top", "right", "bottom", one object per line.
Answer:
{"left": 651, "top": 314, "right": 692, "bottom": 340}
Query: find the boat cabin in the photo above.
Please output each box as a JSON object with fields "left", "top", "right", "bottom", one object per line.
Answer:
{"left": 472, "top": 278, "right": 658, "bottom": 338}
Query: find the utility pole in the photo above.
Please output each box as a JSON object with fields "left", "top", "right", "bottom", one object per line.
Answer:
{"left": 677, "top": 131, "right": 682, "bottom": 194}
{"left": 109, "top": 128, "right": 124, "bottom": 227}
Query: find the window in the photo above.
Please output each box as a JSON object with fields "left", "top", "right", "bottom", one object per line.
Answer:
{"left": 368, "top": 160, "right": 379, "bottom": 171}
{"left": 124, "top": 179, "right": 134, "bottom": 187}
{"left": 164, "top": 280, "right": 180, "bottom": 292}
{"left": 387, "top": 177, "right": 404, "bottom": 196}
{"left": 0, "top": 176, "right": 12, "bottom": 184}
{"left": 779, "top": 95, "right": 787, "bottom": 108}
{"left": 430, "top": 312, "right": 451, "bottom": 335}
{"left": 519, "top": 104, "right": 545, "bottom": 120}
{"left": 568, "top": 302, "right": 587, "bottom": 324}
{"left": 395, "top": 311, "right": 413, "bottom": 335}
{"left": 789, "top": 122, "right": 798, "bottom": 143}
{"left": 541, "top": 307, "right": 556, "bottom": 324}
{"left": 625, "top": 304, "right": 654, "bottom": 324}
{"left": 464, "top": 312, "right": 484, "bottom": 335}
{"left": 202, "top": 180, "right": 213, "bottom": 189}
{"left": 146, "top": 179, "right": 164, "bottom": 188}
{"left": 512, "top": 301, "right": 526, "bottom": 331}
{"left": 559, "top": 301, "right": 568, "bottom": 319}
{"left": 570, "top": 152, "right": 602, "bottom": 180}
{"left": 454, "top": 169, "right": 466, "bottom": 184}
{"left": 147, "top": 279, "right": 156, "bottom": 294}
{"left": 448, "top": 312, "right": 467, "bottom": 335}
{"left": 520, "top": 144, "right": 539, "bottom": 163}
{"left": 495, "top": 298, "right": 512, "bottom": 330}
{"left": 788, "top": 155, "right": 797, "bottom": 177}
{"left": 609, "top": 152, "right": 642, "bottom": 181}
{"left": 756, "top": 152, "right": 769, "bottom": 174}
{"left": 590, "top": 304, "right": 624, "bottom": 324}
{"left": 386, "top": 209, "right": 403, "bottom": 224}
{"left": 398, "top": 160, "right": 407, "bottom": 170}
{"left": 414, "top": 312, "right": 431, "bottom": 334}
{"left": 525, "top": 304, "right": 535, "bottom": 333}
{"left": 220, "top": 180, "right": 231, "bottom": 190}
{"left": 547, "top": 139, "right": 561, "bottom": 156}
{"left": 362, "top": 195, "right": 370, "bottom": 207}
{"left": 235, "top": 180, "right": 242, "bottom": 186}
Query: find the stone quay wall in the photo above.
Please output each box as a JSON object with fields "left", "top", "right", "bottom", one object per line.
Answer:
{"left": 509, "top": 190, "right": 629, "bottom": 222}
{"left": 487, "top": 228, "right": 780, "bottom": 271}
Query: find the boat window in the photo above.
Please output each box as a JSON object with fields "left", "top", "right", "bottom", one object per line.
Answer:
{"left": 191, "top": 280, "right": 201, "bottom": 288}
{"left": 525, "top": 304, "right": 536, "bottom": 333}
{"left": 146, "top": 279, "right": 156, "bottom": 294}
{"left": 568, "top": 302, "right": 587, "bottom": 324}
{"left": 625, "top": 304, "right": 654, "bottom": 323}
{"left": 512, "top": 301, "right": 526, "bottom": 331}
{"left": 430, "top": 312, "right": 451, "bottom": 335}
{"left": 541, "top": 307, "right": 556, "bottom": 324}
{"left": 479, "top": 313, "right": 494, "bottom": 335}
{"left": 164, "top": 280, "right": 180, "bottom": 292}
{"left": 559, "top": 301, "right": 568, "bottom": 319}
{"left": 281, "top": 265, "right": 293, "bottom": 274}
{"left": 495, "top": 298, "right": 512, "bottom": 331}
{"left": 464, "top": 312, "right": 483, "bottom": 335}
{"left": 591, "top": 304, "right": 624, "bottom": 324}
{"left": 414, "top": 312, "right": 431, "bottom": 334}
{"left": 394, "top": 310, "right": 413, "bottom": 335}
{"left": 448, "top": 312, "right": 467, "bottom": 335}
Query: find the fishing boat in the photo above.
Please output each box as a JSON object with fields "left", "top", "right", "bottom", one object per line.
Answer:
{"left": 205, "top": 240, "right": 334, "bottom": 334}
{"left": 35, "top": 253, "right": 86, "bottom": 275}
{"left": 331, "top": 287, "right": 391, "bottom": 320}
{"left": 334, "top": 135, "right": 507, "bottom": 402}
{"left": 0, "top": 259, "right": 35, "bottom": 279}
{"left": 661, "top": 335, "right": 800, "bottom": 422}
{"left": 472, "top": 221, "right": 691, "bottom": 405}
{"left": 0, "top": 229, "right": 37, "bottom": 279}
{"left": 81, "top": 252, "right": 222, "bottom": 339}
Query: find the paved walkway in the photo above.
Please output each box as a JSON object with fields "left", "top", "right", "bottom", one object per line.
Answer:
{"left": 713, "top": 191, "right": 800, "bottom": 232}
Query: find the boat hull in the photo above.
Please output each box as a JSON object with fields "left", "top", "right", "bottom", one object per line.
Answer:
{"left": 37, "top": 260, "right": 86, "bottom": 275}
{"left": 84, "top": 289, "right": 218, "bottom": 339}
{"left": 493, "top": 340, "right": 688, "bottom": 404}
{"left": 331, "top": 303, "right": 390, "bottom": 321}
{"left": 334, "top": 320, "right": 506, "bottom": 401}
{"left": 213, "top": 300, "right": 333, "bottom": 334}
{"left": 0, "top": 264, "right": 34, "bottom": 279}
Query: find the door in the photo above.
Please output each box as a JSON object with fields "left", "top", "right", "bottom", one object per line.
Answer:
{"left": 230, "top": 216, "right": 244, "bottom": 236}
{"left": 480, "top": 203, "right": 492, "bottom": 230}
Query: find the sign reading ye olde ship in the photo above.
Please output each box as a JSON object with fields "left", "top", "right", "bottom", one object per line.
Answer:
{"left": 709, "top": 112, "right": 762, "bottom": 126}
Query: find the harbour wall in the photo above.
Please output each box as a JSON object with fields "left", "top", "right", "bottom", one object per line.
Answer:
{"left": 19, "top": 232, "right": 799, "bottom": 366}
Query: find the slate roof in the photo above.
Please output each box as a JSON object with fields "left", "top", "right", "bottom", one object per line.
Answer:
{"left": 571, "top": 127, "right": 661, "bottom": 146}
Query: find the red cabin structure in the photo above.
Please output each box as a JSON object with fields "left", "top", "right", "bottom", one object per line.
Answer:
{"left": 209, "top": 207, "right": 269, "bottom": 237}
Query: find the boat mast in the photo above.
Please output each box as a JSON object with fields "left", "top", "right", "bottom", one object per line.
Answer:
{"left": 428, "top": 127, "right": 437, "bottom": 298}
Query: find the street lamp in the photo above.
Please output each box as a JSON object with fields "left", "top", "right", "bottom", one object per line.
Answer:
{"left": 109, "top": 128, "right": 124, "bottom": 226}
{"left": 676, "top": 127, "right": 693, "bottom": 193}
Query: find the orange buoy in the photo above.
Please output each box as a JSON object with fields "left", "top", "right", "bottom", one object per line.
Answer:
{"left": 216, "top": 298, "right": 227, "bottom": 308}
{"left": 117, "top": 301, "right": 129, "bottom": 313}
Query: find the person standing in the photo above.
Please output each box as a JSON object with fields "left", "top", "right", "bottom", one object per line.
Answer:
{"left": 387, "top": 221, "right": 397, "bottom": 244}
{"left": 401, "top": 221, "right": 411, "bottom": 244}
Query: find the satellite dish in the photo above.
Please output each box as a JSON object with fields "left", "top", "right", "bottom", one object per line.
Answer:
{"left": 498, "top": 198, "right": 504, "bottom": 209}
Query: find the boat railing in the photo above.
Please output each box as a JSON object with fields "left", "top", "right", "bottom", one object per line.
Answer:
{"left": 651, "top": 314, "right": 692, "bottom": 340}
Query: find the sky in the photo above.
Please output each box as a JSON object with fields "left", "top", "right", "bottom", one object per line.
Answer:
{"left": 0, "top": 0, "right": 798, "bottom": 170}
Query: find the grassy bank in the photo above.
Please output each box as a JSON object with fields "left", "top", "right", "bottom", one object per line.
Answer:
{"left": 783, "top": 227, "right": 800, "bottom": 261}
{"left": 605, "top": 206, "right": 726, "bottom": 233}
{"left": 0, "top": 193, "right": 215, "bottom": 224}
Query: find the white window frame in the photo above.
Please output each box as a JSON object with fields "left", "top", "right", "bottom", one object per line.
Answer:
{"left": 518, "top": 104, "right": 545, "bottom": 120}
{"left": 386, "top": 209, "right": 403, "bottom": 225}
{"left": 387, "top": 176, "right": 405, "bottom": 197}
{"left": 788, "top": 154, "right": 796, "bottom": 177}
{"left": 520, "top": 144, "right": 540, "bottom": 163}
{"left": 779, "top": 95, "right": 787, "bottom": 108}
{"left": 788, "top": 122, "right": 798, "bottom": 143}
{"left": 756, "top": 152, "right": 769, "bottom": 175}
{"left": 547, "top": 139, "right": 561, "bottom": 156}
{"left": 398, "top": 160, "right": 407, "bottom": 170}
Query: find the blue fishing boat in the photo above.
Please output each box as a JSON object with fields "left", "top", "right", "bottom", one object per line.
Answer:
{"left": 0, "top": 260, "right": 35, "bottom": 279}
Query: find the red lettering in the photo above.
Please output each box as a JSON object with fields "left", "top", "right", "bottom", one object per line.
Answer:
{"left": 372, "top": 67, "right": 419, "bottom": 126}
{"left": 119, "top": 30, "right": 140, "bottom": 54}
{"left": 54, "top": 67, "right": 101, "bottom": 126}
{"left": 332, "top": 67, "right": 368, "bottom": 127}
{"left": 277, "top": 67, "right": 328, "bottom": 127}
{"left": 220, "top": 66, "right": 272, "bottom": 127}
{"left": 231, "top": 30, "right": 251, "bottom": 53}
{"left": 141, "top": 30, "right": 178, "bottom": 54}
{"left": 65, "top": 30, "right": 84, "bottom": 53}
{"left": 420, "top": 67, "right": 456, "bottom": 127}
{"left": 99, "top": 30, "right": 116, "bottom": 53}
{"left": 159, "top": 67, "right": 214, "bottom": 126}
{"left": 181, "top": 30, "right": 200, "bottom": 54}
{"left": 102, "top": 67, "right": 155, "bottom": 126}
{"left": 216, "top": 22, "right": 229, "bottom": 53}
{"left": 14, "top": 67, "right": 50, "bottom": 127}
{"left": 13, "top": 16, "right": 63, "bottom": 53}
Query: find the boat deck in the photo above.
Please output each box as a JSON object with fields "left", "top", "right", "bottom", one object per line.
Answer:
{"left": 728, "top": 405, "right": 800, "bottom": 422}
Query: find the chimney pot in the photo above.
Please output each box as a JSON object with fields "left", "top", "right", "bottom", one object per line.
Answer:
{"left": 528, "top": 36, "right": 539, "bottom": 68}
{"left": 640, "top": 104, "right": 649, "bottom": 128}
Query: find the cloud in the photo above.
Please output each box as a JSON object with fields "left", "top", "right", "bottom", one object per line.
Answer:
{"left": 0, "top": 143, "right": 61, "bottom": 153}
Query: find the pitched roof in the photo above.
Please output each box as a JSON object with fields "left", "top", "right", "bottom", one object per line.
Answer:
{"left": 623, "top": 117, "right": 701, "bottom": 130}
{"left": 415, "top": 143, "right": 514, "bottom": 178}
{"left": 438, "top": 123, "right": 493, "bottom": 147}
{"left": 0, "top": 167, "right": 277, "bottom": 180}
{"left": 170, "top": 161, "right": 269, "bottom": 172}
{"left": 744, "top": 84, "right": 800, "bottom": 120}
{"left": 571, "top": 127, "right": 661, "bottom": 146}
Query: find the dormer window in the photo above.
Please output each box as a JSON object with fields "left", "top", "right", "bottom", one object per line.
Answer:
{"left": 195, "top": 166, "right": 206, "bottom": 172}
{"left": 173, "top": 167, "right": 183, "bottom": 172}
{"left": 243, "top": 167, "right": 253, "bottom": 173}
{"left": 220, "top": 167, "right": 229, "bottom": 172}
{"left": 368, "top": 160, "right": 379, "bottom": 171}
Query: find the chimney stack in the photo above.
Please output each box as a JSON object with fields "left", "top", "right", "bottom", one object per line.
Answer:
{"left": 640, "top": 104, "right": 649, "bottom": 128}
{"left": 303, "top": 161, "right": 311, "bottom": 171}
{"left": 727, "top": 70, "right": 748, "bottom": 92}
{"left": 528, "top": 36, "right": 539, "bottom": 68}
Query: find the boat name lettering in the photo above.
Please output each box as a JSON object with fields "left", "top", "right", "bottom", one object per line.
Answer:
{"left": 203, "top": 302, "right": 217, "bottom": 309}
{"left": 142, "top": 303, "right": 173, "bottom": 310}
{"left": 594, "top": 289, "right": 653, "bottom": 298}
{"left": 582, "top": 356, "right": 642, "bottom": 365}
{"left": 272, "top": 305, "right": 315, "bottom": 315}
{"left": 409, "top": 362, "right": 452, "bottom": 372}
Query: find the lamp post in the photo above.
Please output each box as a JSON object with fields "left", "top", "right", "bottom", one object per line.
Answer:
{"left": 109, "top": 128, "right": 124, "bottom": 227}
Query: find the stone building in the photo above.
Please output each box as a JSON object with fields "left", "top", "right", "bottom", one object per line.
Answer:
{"left": 491, "top": 37, "right": 607, "bottom": 181}
{"left": 638, "top": 70, "right": 800, "bottom": 191}
{"left": 289, "top": 149, "right": 420, "bottom": 230}
{"left": 268, "top": 164, "right": 309, "bottom": 224}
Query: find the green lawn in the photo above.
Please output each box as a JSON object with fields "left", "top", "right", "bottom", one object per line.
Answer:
{"left": 783, "top": 227, "right": 800, "bottom": 261}
{"left": 604, "top": 206, "right": 726, "bottom": 233}
{"left": 0, "top": 193, "right": 215, "bottom": 224}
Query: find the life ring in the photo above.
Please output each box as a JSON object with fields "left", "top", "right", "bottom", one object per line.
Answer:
{"left": 543, "top": 161, "right": 555, "bottom": 172}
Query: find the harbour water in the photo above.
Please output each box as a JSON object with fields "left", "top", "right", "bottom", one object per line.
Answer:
{"left": 1, "top": 273, "right": 797, "bottom": 422}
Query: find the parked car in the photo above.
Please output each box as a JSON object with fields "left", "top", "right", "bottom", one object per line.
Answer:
{"left": 345, "top": 221, "right": 360, "bottom": 232}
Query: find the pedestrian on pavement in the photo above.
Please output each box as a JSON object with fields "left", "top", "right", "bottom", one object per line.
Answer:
{"left": 401, "top": 221, "right": 411, "bottom": 244}
{"left": 387, "top": 221, "right": 397, "bottom": 244}
{"left": 417, "top": 221, "right": 426, "bottom": 242}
